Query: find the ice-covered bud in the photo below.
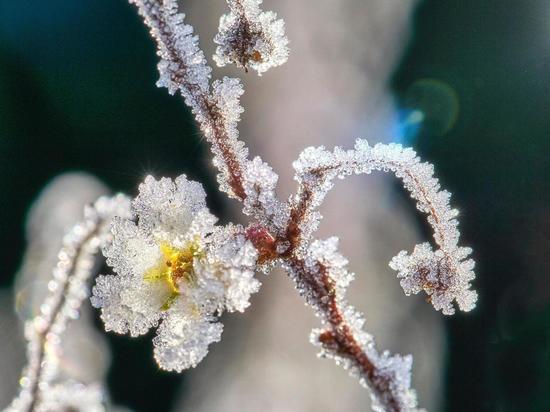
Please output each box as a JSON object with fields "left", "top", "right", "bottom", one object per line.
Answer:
{"left": 214, "top": 0, "right": 289, "bottom": 75}
{"left": 390, "top": 243, "right": 477, "bottom": 315}
{"left": 92, "top": 175, "right": 260, "bottom": 372}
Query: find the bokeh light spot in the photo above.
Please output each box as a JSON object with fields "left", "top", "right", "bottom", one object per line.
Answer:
{"left": 403, "top": 78, "right": 460, "bottom": 137}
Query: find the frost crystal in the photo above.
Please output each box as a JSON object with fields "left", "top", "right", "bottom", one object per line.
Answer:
{"left": 206, "top": 76, "right": 250, "bottom": 199}
{"left": 214, "top": 0, "right": 289, "bottom": 75}
{"left": 292, "top": 139, "right": 477, "bottom": 315}
{"left": 92, "top": 175, "right": 260, "bottom": 371}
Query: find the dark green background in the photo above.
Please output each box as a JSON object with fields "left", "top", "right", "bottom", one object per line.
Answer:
{"left": 1, "top": 1, "right": 549, "bottom": 411}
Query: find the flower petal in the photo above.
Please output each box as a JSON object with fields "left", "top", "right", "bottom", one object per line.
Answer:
{"left": 91, "top": 274, "right": 162, "bottom": 337}
{"left": 133, "top": 175, "right": 208, "bottom": 235}
{"left": 103, "top": 217, "right": 160, "bottom": 278}
{"left": 153, "top": 314, "right": 223, "bottom": 372}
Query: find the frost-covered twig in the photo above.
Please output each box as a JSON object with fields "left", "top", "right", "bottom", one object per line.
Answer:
{"left": 291, "top": 140, "right": 477, "bottom": 315}
{"left": 285, "top": 239, "right": 419, "bottom": 412}
{"left": 129, "top": 0, "right": 249, "bottom": 200}
{"left": 6, "top": 195, "right": 131, "bottom": 412}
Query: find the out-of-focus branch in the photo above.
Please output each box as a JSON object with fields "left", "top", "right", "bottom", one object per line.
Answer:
{"left": 6, "top": 196, "right": 131, "bottom": 412}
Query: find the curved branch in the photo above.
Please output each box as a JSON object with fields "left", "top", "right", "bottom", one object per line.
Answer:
{"left": 289, "top": 139, "right": 477, "bottom": 314}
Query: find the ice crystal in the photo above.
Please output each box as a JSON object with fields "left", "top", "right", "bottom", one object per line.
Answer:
{"left": 91, "top": 175, "right": 260, "bottom": 371}
{"left": 293, "top": 139, "right": 477, "bottom": 315}
{"left": 214, "top": 0, "right": 289, "bottom": 75}
{"left": 6, "top": 195, "right": 132, "bottom": 412}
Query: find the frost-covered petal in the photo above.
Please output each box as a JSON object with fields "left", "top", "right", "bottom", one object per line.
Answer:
{"left": 200, "top": 226, "right": 261, "bottom": 313}
{"left": 153, "top": 314, "right": 223, "bottom": 372}
{"left": 181, "top": 208, "right": 218, "bottom": 245}
{"left": 102, "top": 217, "right": 160, "bottom": 278}
{"left": 91, "top": 274, "right": 163, "bottom": 337}
{"left": 133, "top": 174, "right": 208, "bottom": 235}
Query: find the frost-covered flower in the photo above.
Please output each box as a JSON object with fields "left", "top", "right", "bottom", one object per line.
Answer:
{"left": 214, "top": 0, "right": 289, "bottom": 75}
{"left": 91, "top": 175, "right": 260, "bottom": 371}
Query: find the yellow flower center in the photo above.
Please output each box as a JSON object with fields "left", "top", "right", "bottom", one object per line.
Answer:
{"left": 144, "top": 240, "right": 203, "bottom": 311}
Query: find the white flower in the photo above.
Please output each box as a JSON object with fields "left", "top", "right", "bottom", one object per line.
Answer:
{"left": 214, "top": 0, "right": 289, "bottom": 75}
{"left": 91, "top": 175, "right": 260, "bottom": 371}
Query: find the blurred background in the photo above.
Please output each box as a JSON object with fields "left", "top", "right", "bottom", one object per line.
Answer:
{"left": 1, "top": 0, "right": 549, "bottom": 411}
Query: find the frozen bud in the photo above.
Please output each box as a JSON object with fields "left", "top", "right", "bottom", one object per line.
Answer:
{"left": 92, "top": 174, "right": 260, "bottom": 371}
{"left": 390, "top": 243, "right": 477, "bottom": 315}
{"left": 245, "top": 224, "right": 278, "bottom": 263}
{"left": 214, "top": 0, "right": 289, "bottom": 75}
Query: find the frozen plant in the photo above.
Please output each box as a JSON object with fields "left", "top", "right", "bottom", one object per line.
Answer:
{"left": 7, "top": 1, "right": 477, "bottom": 411}
{"left": 91, "top": 175, "right": 259, "bottom": 371}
